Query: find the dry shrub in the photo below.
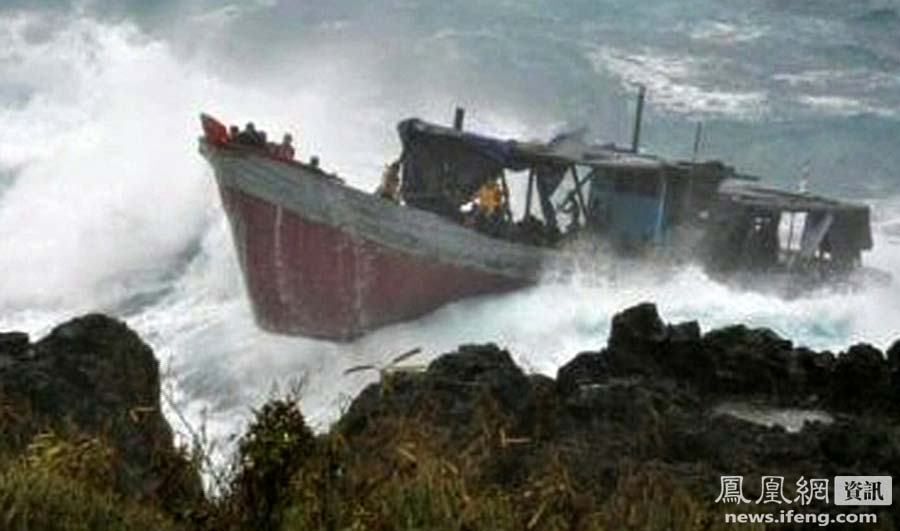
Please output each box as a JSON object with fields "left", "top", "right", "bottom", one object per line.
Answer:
{"left": 593, "top": 465, "right": 747, "bottom": 531}
{"left": 25, "top": 431, "right": 117, "bottom": 492}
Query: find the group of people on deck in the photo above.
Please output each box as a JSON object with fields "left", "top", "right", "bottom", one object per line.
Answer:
{"left": 228, "top": 122, "right": 295, "bottom": 161}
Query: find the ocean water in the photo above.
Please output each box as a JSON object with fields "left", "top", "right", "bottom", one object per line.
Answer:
{"left": 1, "top": 1, "right": 899, "bottom": 468}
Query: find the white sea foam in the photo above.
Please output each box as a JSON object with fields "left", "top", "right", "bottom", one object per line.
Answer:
{"left": 770, "top": 68, "right": 900, "bottom": 118}
{"left": 797, "top": 94, "right": 896, "bottom": 118}
{"left": 585, "top": 46, "right": 768, "bottom": 118}
{"left": 689, "top": 21, "right": 769, "bottom": 44}
{"left": 128, "top": 219, "right": 900, "bottom": 477}
{"left": 1, "top": 10, "right": 899, "bottom": 482}
{"left": 713, "top": 402, "right": 833, "bottom": 433}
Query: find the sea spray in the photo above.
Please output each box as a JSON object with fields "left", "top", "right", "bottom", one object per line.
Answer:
{"left": 2, "top": 2, "right": 900, "bottom": 474}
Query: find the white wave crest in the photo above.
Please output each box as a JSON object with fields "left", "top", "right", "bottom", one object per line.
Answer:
{"left": 585, "top": 46, "right": 768, "bottom": 118}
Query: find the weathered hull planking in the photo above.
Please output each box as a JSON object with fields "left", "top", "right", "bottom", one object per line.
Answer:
{"left": 202, "top": 142, "right": 544, "bottom": 340}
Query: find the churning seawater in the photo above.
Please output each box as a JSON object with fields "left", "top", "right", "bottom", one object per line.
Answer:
{"left": 1, "top": 1, "right": 898, "bottom": 470}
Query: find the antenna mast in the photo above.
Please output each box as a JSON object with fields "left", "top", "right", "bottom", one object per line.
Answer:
{"left": 692, "top": 122, "right": 704, "bottom": 162}
{"left": 631, "top": 84, "right": 646, "bottom": 153}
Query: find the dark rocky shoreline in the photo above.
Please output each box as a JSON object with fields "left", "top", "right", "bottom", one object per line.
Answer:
{"left": 1, "top": 303, "right": 898, "bottom": 530}
{"left": 0, "top": 315, "right": 203, "bottom": 515}
{"left": 340, "top": 303, "right": 900, "bottom": 527}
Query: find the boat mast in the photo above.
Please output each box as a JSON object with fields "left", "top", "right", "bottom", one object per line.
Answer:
{"left": 685, "top": 121, "right": 704, "bottom": 214}
{"left": 631, "top": 85, "right": 646, "bottom": 153}
{"left": 525, "top": 169, "right": 535, "bottom": 218}
{"left": 691, "top": 122, "right": 703, "bottom": 163}
{"left": 454, "top": 107, "right": 466, "bottom": 131}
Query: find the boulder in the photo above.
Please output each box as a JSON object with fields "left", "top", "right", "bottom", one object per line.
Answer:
{"left": 555, "top": 351, "right": 610, "bottom": 396}
{"left": 0, "top": 332, "right": 29, "bottom": 358}
{"left": 340, "top": 343, "right": 535, "bottom": 443}
{"left": 889, "top": 340, "right": 900, "bottom": 399}
{"left": 795, "top": 347, "right": 835, "bottom": 396}
{"left": 700, "top": 325, "right": 794, "bottom": 396}
{"left": 0, "top": 314, "right": 202, "bottom": 508}
{"left": 830, "top": 343, "right": 891, "bottom": 410}
{"left": 888, "top": 340, "right": 900, "bottom": 372}
{"left": 334, "top": 302, "right": 900, "bottom": 524}
{"left": 606, "top": 302, "right": 668, "bottom": 375}
{"left": 659, "top": 320, "right": 713, "bottom": 385}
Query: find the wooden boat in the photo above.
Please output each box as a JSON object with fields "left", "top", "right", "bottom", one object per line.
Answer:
{"left": 199, "top": 105, "right": 880, "bottom": 341}
{"left": 199, "top": 116, "right": 550, "bottom": 340}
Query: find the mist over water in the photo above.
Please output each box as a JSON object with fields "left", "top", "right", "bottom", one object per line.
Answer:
{"left": 1, "top": 1, "right": 899, "bottom": 465}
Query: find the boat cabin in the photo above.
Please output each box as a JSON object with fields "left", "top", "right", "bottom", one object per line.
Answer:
{"left": 394, "top": 114, "right": 875, "bottom": 277}
{"left": 703, "top": 181, "right": 873, "bottom": 275}
{"left": 396, "top": 116, "right": 735, "bottom": 250}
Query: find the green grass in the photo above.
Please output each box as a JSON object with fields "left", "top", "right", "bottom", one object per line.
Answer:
{"left": 11, "top": 385, "right": 888, "bottom": 531}
{"left": 0, "top": 463, "right": 184, "bottom": 531}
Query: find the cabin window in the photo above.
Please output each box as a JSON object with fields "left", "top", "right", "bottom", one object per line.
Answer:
{"left": 506, "top": 169, "right": 541, "bottom": 222}
{"left": 549, "top": 165, "right": 590, "bottom": 230}
{"left": 778, "top": 211, "right": 807, "bottom": 252}
{"left": 777, "top": 210, "right": 842, "bottom": 267}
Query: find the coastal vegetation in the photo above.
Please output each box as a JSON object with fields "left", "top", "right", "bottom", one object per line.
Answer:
{"left": 0, "top": 305, "right": 897, "bottom": 530}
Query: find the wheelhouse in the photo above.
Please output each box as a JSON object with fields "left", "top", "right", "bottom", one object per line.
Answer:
{"left": 393, "top": 111, "right": 874, "bottom": 277}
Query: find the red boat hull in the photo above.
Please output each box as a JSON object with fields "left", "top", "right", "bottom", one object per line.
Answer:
{"left": 218, "top": 186, "right": 528, "bottom": 339}
{"left": 202, "top": 141, "right": 545, "bottom": 340}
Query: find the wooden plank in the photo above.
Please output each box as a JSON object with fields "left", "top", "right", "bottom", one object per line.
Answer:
{"left": 570, "top": 165, "right": 588, "bottom": 223}
{"left": 525, "top": 169, "right": 535, "bottom": 218}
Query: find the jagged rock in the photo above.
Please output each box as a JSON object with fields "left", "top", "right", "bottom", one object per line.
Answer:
{"left": 562, "top": 378, "right": 663, "bottom": 426}
{"left": 336, "top": 302, "right": 900, "bottom": 523}
{"left": 830, "top": 343, "right": 891, "bottom": 409}
{"left": 889, "top": 340, "right": 900, "bottom": 397}
{"left": 599, "top": 304, "right": 825, "bottom": 404}
{"left": 426, "top": 343, "right": 531, "bottom": 410}
{"left": 700, "top": 324, "right": 795, "bottom": 396}
{"left": 820, "top": 419, "right": 900, "bottom": 470}
{"left": 340, "top": 343, "right": 535, "bottom": 442}
{"left": 0, "top": 314, "right": 202, "bottom": 509}
{"left": 0, "top": 331, "right": 29, "bottom": 358}
{"left": 555, "top": 351, "right": 610, "bottom": 396}
{"left": 888, "top": 340, "right": 900, "bottom": 371}
{"left": 597, "top": 306, "right": 707, "bottom": 384}
{"left": 795, "top": 347, "right": 835, "bottom": 396}
{"left": 606, "top": 302, "right": 668, "bottom": 375}
{"left": 26, "top": 315, "right": 163, "bottom": 428}
{"left": 667, "top": 320, "right": 701, "bottom": 343}
{"left": 574, "top": 303, "right": 898, "bottom": 413}
{"left": 659, "top": 320, "right": 713, "bottom": 385}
